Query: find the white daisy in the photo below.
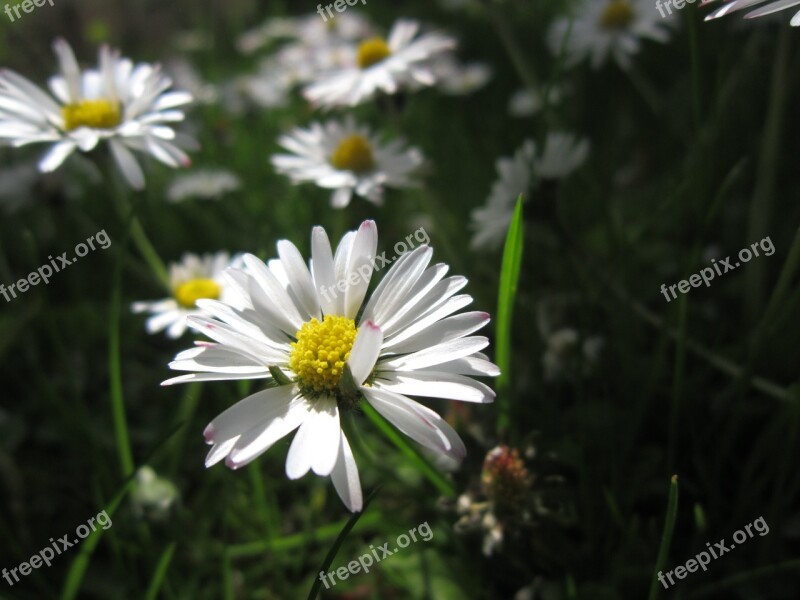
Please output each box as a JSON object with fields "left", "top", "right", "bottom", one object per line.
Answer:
{"left": 162, "top": 221, "right": 499, "bottom": 512}
{"left": 547, "top": 0, "right": 672, "bottom": 69}
{"left": 0, "top": 38, "right": 194, "bottom": 190}
{"left": 303, "top": 19, "right": 456, "bottom": 109}
{"left": 470, "top": 133, "right": 589, "bottom": 250}
{"left": 132, "top": 252, "right": 237, "bottom": 339}
{"left": 508, "top": 86, "right": 564, "bottom": 118}
{"left": 166, "top": 169, "right": 241, "bottom": 203}
{"left": 271, "top": 116, "right": 424, "bottom": 208}
{"left": 430, "top": 56, "right": 492, "bottom": 96}
{"left": 701, "top": 0, "right": 800, "bottom": 25}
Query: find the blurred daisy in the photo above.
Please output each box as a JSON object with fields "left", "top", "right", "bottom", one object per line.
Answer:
{"left": 508, "top": 86, "right": 563, "bottom": 118}
{"left": 163, "top": 221, "right": 498, "bottom": 512}
{"left": 548, "top": 0, "right": 672, "bottom": 69}
{"left": 303, "top": 19, "right": 455, "bottom": 108}
{"left": 271, "top": 116, "right": 424, "bottom": 208}
{"left": 0, "top": 39, "right": 194, "bottom": 189}
{"left": 167, "top": 168, "right": 241, "bottom": 203}
{"left": 132, "top": 252, "right": 235, "bottom": 339}
{"left": 701, "top": 0, "right": 800, "bottom": 25}
{"left": 431, "top": 56, "right": 492, "bottom": 96}
{"left": 470, "top": 133, "right": 589, "bottom": 250}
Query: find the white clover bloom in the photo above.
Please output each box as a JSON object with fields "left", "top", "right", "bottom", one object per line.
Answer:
{"left": 547, "top": 0, "right": 672, "bottom": 69}
{"left": 132, "top": 252, "right": 237, "bottom": 339}
{"left": 470, "top": 133, "right": 589, "bottom": 250}
{"left": 0, "top": 39, "right": 194, "bottom": 190}
{"left": 701, "top": 0, "right": 800, "bottom": 25}
{"left": 162, "top": 221, "right": 498, "bottom": 512}
{"left": 303, "top": 19, "right": 455, "bottom": 109}
{"left": 271, "top": 116, "right": 424, "bottom": 208}
{"left": 167, "top": 169, "right": 241, "bottom": 203}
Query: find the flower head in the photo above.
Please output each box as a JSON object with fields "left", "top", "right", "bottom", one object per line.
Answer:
{"left": 547, "top": 0, "right": 672, "bottom": 69}
{"left": 132, "top": 252, "right": 237, "bottom": 339}
{"left": 303, "top": 19, "right": 455, "bottom": 109}
{"left": 0, "top": 39, "right": 194, "bottom": 189}
{"left": 271, "top": 116, "right": 424, "bottom": 208}
{"left": 163, "top": 221, "right": 498, "bottom": 511}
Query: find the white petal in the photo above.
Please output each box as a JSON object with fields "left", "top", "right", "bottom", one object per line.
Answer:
{"left": 278, "top": 239, "right": 321, "bottom": 320}
{"left": 331, "top": 434, "right": 363, "bottom": 512}
{"left": 383, "top": 311, "right": 490, "bottom": 354}
{"left": 109, "top": 140, "right": 145, "bottom": 189}
{"left": 311, "top": 226, "right": 337, "bottom": 316}
{"left": 243, "top": 253, "right": 305, "bottom": 333}
{"left": 375, "top": 370, "right": 495, "bottom": 403}
{"left": 38, "top": 141, "right": 76, "bottom": 173}
{"left": 362, "top": 387, "right": 465, "bottom": 459}
{"left": 343, "top": 220, "right": 378, "bottom": 319}
{"left": 227, "top": 395, "right": 313, "bottom": 469}
{"left": 381, "top": 336, "right": 489, "bottom": 371}
{"left": 348, "top": 321, "right": 382, "bottom": 385}
{"left": 204, "top": 384, "right": 299, "bottom": 445}
{"left": 285, "top": 398, "right": 341, "bottom": 478}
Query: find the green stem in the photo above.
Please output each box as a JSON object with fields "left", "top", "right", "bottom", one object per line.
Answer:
{"left": 484, "top": 1, "right": 537, "bottom": 93}
{"left": 361, "top": 402, "right": 456, "bottom": 497}
{"left": 744, "top": 27, "right": 789, "bottom": 319}
{"left": 109, "top": 215, "right": 135, "bottom": 478}
{"left": 648, "top": 475, "right": 679, "bottom": 600}
{"left": 144, "top": 543, "right": 177, "bottom": 600}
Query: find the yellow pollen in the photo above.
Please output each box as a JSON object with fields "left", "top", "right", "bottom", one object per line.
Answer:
{"left": 357, "top": 37, "right": 391, "bottom": 69}
{"left": 174, "top": 278, "right": 222, "bottom": 309}
{"left": 289, "top": 315, "right": 358, "bottom": 394}
{"left": 599, "top": 0, "right": 635, "bottom": 30}
{"left": 330, "top": 134, "right": 376, "bottom": 173}
{"left": 61, "top": 99, "right": 121, "bottom": 132}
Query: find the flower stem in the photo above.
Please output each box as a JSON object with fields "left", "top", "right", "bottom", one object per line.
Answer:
{"left": 648, "top": 475, "right": 679, "bottom": 600}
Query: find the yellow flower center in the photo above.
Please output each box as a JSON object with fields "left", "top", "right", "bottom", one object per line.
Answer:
{"left": 330, "top": 134, "right": 376, "bottom": 173}
{"left": 174, "top": 278, "right": 222, "bottom": 309}
{"left": 599, "top": 0, "right": 635, "bottom": 30}
{"left": 61, "top": 99, "right": 122, "bottom": 131}
{"left": 289, "top": 315, "right": 357, "bottom": 394}
{"left": 357, "top": 37, "right": 391, "bottom": 69}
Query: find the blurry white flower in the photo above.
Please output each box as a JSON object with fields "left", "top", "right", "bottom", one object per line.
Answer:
{"left": 0, "top": 38, "right": 194, "bottom": 189}
{"left": 165, "top": 58, "right": 218, "bottom": 105}
{"left": 237, "top": 13, "right": 374, "bottom": 56}
{"left": 534, "top": 132, "right": 590, "bottom": 180}
{"left": 508, "top": 86, "right": 563, "bottom": 118}
{"left": 701, "top": 0, "right": 800, "bottom": 25}
{"left": 271, "top": 116, "right": 424, "bottom": 208}
{"left": 303, "top": 19, "right": 455, "bottom": 109}
{"left": 166, "top": 169, "right": 241, "bottom": 203}
{"left": 430, "top": 56, "right": 492, "bottom": 95}
{"left": 547, "top": 0, "right": 672, "bottom": 69}
{"left": 470, "top": 133, "right": 589, "bottom": 250}
{"left": 542, "top": 327, "right": 604, "bottom": 382}
{"left": 131, "top": 252, "right": 238, "bottom": 339}
{"left": 131, "top": 466, "right": 179, "bottom": 521}
{"left": 163, "top": 221, "right": 498, "bottom": 512}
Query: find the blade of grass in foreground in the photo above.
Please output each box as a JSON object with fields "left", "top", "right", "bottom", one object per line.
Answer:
{"left": 495, "top": 195, "right": 524, "bottom": 441}
{"left": 648, "top": 475, "right": 680, "bottom": 600}
{"left": 306, "top": 486, "right": 382, "bottom": 600}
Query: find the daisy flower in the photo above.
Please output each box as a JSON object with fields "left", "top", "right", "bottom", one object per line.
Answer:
{"left": 700, "top": 0, "right": 800, "bottom": 25}
{"left": 470, "top": 133, "right": 589, "bottom": 250}
{"left": 547, "top": 0, "right": 672, "bottom": 69}
{"left": 162, "top": 221, "right": 498, "bottom": 512}
{"left": 0, "top": 38, "right": 193, "bottom": 190}
{"left": 166, "top": 169, "right": 241, "bottom": 203}
{"left": 271, "top": 116, "right": 424, "bottom": 208}
{"left": 303, "top": 19, "right": 455, "bottom": 109}
{"left": 132, "top": 252, "right": 236, "bottom": 339}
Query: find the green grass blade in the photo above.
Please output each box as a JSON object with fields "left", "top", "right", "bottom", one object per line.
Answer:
{"left": 648, "top": 475, "right": 680, "bottom": 600}
{"left": 495, "top": 195, "right": 524, "bottom": 439}
{"left": 306, "top": 486, "right": 381, "bottom": 600}
{"left": 144, "top": 542, "right": 176, "bottom": 600}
